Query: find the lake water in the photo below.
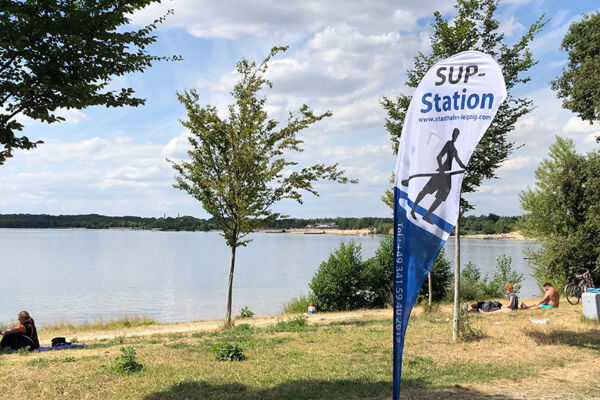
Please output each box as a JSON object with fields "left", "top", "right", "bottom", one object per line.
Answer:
{"left": 0, "top": 229, "right": 539, "bottom": 326}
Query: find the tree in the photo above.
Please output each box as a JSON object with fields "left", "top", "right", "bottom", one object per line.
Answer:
{"left": 0, "top": 0, "right": 174, "bottom": 164}
{"left": 170, "top": 47, "right": 354, "bottom": 328}
{"left": 551, "top": 12, "right": 600, "bottom": 142}
{"left": 519, "top": 136, "right": 600, "bottom": 288}
{"left": 381, "top": 0, "right": 545, "bottom": 341}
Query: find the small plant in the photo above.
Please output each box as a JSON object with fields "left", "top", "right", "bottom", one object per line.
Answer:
{"left": 17, "top": 346, "right": 31, "bottom": 356}
{"left": 457, "top": 310, "right": 484, "bottom": 342}
{"left": 63, "top": 356, "right": 77, "bottom": 363}
{"left": 237, "top": 306, "right": 254, "bottom": 319}
{"left": 112, "top": 347, "right": 143, "bottom": 373}
{"left": 422, "top": 302, "right": 440, "bottom": 315}
{"left": 212, "top": 343, "right": 246, "bottom": 361}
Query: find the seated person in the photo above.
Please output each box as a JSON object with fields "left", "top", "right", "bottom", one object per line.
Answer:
{"left": 0, "top": 311, "right": 39, "bottom": 351}
{"left": 492, "top": 283, "right": 519, "bottom": 312}
{"left": 521, "top": 283, "right": 559, "bottom": 309}
{"left": 307, "top": 302, "right": 317, "bottom": 315}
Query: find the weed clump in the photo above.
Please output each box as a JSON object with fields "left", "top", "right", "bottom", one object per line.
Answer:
{"left": 17, "top": 346, "right": 31, "bottom": 356}
{"left": 212, "top": 343, "right": 246, "bottom": 361}
{"left": 26, "top": 357, "right": 49, "bottom": 368}
{"left": 237, "top": 306, "right": 254, "bottom": 319}
{"left": 457, "top": 310, "right": 484, "bottom": 342}
{"left": 112, "top": 346, "right": 143, "bottom": 373}
{"left": 269, "top": 316, "right": 313, "bottom": 333}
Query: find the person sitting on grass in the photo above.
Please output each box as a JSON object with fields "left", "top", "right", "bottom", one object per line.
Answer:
{"left": 306, "top": 302, "right": 317, "bottom": 315}
{"left": 0, "top": 311, "right": 40, "bottom": 351}
{"left": 492, "top": 283, "right": 519, "bottom": 313}
{"left": 521, "top": 283, "right": 560, "bottom": 310}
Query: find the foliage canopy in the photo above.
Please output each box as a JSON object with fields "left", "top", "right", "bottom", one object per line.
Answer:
{"left": 519, "top": 136, "right": 600, "bottom": 288}
{"left": 0, "top": 0, "right": 173, "bottom": 164}
{"left": 551, "top": 12, "right": 600, "bottom": 136}
{"left": 381, "top": 0, "right": 545, "bottom": 211}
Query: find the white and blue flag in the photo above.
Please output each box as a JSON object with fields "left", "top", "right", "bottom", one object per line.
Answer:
{"left": 392, "top": 51, "right": 506, "bottom": 399}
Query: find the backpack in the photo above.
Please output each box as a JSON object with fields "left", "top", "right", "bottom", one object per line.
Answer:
{"left": 51, "top": 337, "right": 70, "bottom": 347}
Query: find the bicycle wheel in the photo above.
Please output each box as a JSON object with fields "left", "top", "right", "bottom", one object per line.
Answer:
{"left": 564, "top": 283, "right": 581, "bottom": 305}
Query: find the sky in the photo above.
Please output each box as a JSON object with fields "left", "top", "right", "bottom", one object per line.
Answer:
{"left": 2, "top": 0, "right": 599, "bottom": 219}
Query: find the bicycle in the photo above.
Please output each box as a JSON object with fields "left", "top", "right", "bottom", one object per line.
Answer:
{"left": 564, "top": 269, "right": 595, "bottom": 305}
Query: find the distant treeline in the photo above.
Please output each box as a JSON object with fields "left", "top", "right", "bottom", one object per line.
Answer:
{"left": 0, "top": 213, "right": 519, "bottom": 234}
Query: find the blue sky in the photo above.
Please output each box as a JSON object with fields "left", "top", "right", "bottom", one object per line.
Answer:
{"left": 2, "top": 0, "right": 599, "bottom": 219}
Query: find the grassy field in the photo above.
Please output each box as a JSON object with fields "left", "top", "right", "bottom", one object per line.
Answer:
{"left": 1, "top": 305, "right": 598, "bottom": 400}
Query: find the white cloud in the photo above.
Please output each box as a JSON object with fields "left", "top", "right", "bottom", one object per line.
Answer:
{"left": 131, "top": 0, "right": 454, "bottom": 39}
{"left": 498, "top": 155, "right": 541, "bottom": 171}
{"left": 500, "top": 16, "right": 526, "bottom": 37}
{"left": 16, "top": 108, "right": 90, "bottom": 126}
{"left": 562, "top": 117, "right": 599, "bottom": 133}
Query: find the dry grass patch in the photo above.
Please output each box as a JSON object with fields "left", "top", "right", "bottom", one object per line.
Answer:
{"left": 0, "top": 306, "right": 598, "bottom": 399}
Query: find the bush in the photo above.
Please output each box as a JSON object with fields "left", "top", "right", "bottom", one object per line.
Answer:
{"left": 309, "top": 241, "right": 367, "bottom": 311}
{"left": 487, "top": 255, "right": 524, "bottom": 297}
{"left": 212, "top": 343, "right": 246, "bottom": 361}
{"left": 419, "top": 248, "right": 453, "bottom": 303}
{"left": 456, "top": 255, "right": 524, "bottom": 301}
{"left": 362, "top": 235, "right": 394, "bottom": 307}
{"left": 112, "top": 347, "right": 143, "bottom": 373}
{"left": 283, "top": 294, "right": 312, "bottom": 314}
{"left": 237, "top": 306, "right": 254, "bottom": 319}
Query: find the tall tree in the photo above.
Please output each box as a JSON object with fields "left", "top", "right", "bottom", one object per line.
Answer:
{"left": 0, "top": 0, "right": 175, "bottom": 164}
{"left": 551, "top": 11, "right": 600, "bottom": 142}
{"left": 170, "top": 47, "right": 355, "bottom": 328}
{"left": 381, "top": 0, "right": 544, "bottom": 341}
{"left": 519, "top": 137, "right": 600, "bottom": 288}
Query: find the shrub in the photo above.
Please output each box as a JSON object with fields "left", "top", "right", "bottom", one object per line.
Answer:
{"left": 362, "top": 235, "right": 394, "bottom": 307}
{"left": 212, "top": 343, "right": 246, "bottom": 361}
{"left": 112, "top": 347, "right": 143, "bottom": 373}
{"left": 419, "top": 248, "right": 453, "bottom": 303}
{"left": 237, "top": 306, "right": 254, "bottom": 319}
{"left": 486, "top": 255, "right": 524, "bottom": 297}
{"left": 283, "top": 294, "right": 312, "bottom": 314}
{"left": 456, "top": 255, "right": 524, "bottom": 301}
{"left": 459, "top": 261, "right": 486, "bottom": 301}
{"left": 309, "top": 241, "right": 366, "bottom": 311}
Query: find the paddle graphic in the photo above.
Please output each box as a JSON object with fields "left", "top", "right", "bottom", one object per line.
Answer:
{"left": 400, "top": 169, "right": 465, "bottom": 186}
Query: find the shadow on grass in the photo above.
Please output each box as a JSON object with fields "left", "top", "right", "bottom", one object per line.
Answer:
{"left": 525, "top": 329, "right": 600, "bottom": 351}
{"left": 144, "top": 379, "right": 516, "bottom": 400}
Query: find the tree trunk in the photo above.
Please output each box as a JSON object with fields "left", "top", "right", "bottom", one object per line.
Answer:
{"left": 224, "top": 245, "right": 237, "bottom": 329}
{"left": 452, "top": 214, "right": 461, "bottom": 342}
{"left": 428, "top": 272, "right": 433, "bottom": 306}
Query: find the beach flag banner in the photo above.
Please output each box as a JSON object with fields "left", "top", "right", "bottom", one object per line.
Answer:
{"left": 392, "top": 50, "right": 506, "bottom": 399}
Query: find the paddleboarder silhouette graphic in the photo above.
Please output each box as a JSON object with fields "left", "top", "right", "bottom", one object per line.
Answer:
{"left": 402, "top": 128, "right": 466, "bottom": 224}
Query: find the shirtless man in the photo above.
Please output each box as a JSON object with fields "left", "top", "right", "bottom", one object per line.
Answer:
{"left": 521, "top": 283, "right": 560, "bottom": 309}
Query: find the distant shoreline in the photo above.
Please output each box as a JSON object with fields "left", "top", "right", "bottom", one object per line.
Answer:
{"left": 259, "top": 228, "right": 532, "bottom": 240}
{"left": 0, "top": 225, "right": 532, "bottom": 240}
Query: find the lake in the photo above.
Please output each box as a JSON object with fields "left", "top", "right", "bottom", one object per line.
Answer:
{"left": 0, "top": 229, "right": 539, "bottom": 326}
